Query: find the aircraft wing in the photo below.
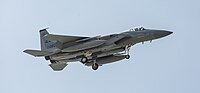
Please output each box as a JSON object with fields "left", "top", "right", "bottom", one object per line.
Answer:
{"left": 43, "top": 34, "right": 89, "bottom": 43}
{"left": 62, "top": 40, "right": 106, "bottom": 52}
{"left": 23, "top": 49, "right": 54, "bottom": 57}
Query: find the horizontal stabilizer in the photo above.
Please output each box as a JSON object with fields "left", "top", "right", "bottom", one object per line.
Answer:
{"left": 23, "top": 49, "right": 53, "bottom": 57}
{"left": 49, "top": 63, "right": 68, "bottom": 71}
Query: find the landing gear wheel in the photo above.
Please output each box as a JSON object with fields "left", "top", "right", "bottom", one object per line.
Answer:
{"left": 125, "top": 55, "right": 130, "bottom": 59}
{"left": 81, "top": 57, "right": 88, "bottom": 63}
{"left": 92, "top": 63, "right": 99, "bottom": 70}
{"left": 45, "top": 56, "right": 50, "bottom": 60}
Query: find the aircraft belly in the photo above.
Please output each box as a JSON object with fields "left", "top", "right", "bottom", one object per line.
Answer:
{"left": 50, "top": 44, "right": 123, "bottom": 61}
{"left": 62, "top": 40, "right": 106, "bottom": 52}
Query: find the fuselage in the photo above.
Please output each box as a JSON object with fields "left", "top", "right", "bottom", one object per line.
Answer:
{"left": 24, "top": 27, "right": 173, "bottom": 71}
{"left": 50, "top": 28, "right": 172, "bottom": 62}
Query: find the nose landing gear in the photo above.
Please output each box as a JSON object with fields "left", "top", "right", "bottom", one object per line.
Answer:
{"left": 125, "top": 45, "right": 131, "bottom": 59}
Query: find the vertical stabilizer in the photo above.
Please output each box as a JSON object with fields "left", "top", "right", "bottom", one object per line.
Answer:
{"left": 39, "top": 28, "right": 57, "bottom": 52}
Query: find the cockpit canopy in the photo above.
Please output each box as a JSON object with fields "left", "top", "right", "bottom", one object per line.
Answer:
{"left": 129, "top": 27, "right": 146, "bottom": 32}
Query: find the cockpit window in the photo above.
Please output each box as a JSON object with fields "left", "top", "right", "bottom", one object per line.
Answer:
{"left": 129, "top": 28, "right": 134, "bottom": 31}
{"left": 140, "top": 27, "right": 145, "bottom": 30}
{"left": 129, "top": 27, "right": 145, "bottom": 31}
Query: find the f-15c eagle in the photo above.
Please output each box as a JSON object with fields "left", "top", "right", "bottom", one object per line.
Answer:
{"left": 24, "top": 27, "right": 172, "bottom": 71}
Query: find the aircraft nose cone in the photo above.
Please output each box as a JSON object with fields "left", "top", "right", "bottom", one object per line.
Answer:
{"left": 153, "top": 30, "right": 173, "bottom": 39}
{"left": 162, "top": 31, "right": 173, "bottom": 36}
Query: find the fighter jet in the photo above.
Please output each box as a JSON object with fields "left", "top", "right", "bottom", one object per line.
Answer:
{"left": 24, "top": 27, "right": 172, "bottom": 71}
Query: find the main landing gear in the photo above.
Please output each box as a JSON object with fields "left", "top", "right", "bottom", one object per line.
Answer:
{"left": 80, "top": 56, "right": 99, "bottom": 70}
{"left": 81, "top": 51, "right": 99, "bottom": 70}
{"left": 80, "top": 51, "right": 92, "bottom": 63}
{"left": 92, "top": 62, "right": 99, "bottom": 70}
{"left": 80, "top": 57, "right": 88, "bottom": 63}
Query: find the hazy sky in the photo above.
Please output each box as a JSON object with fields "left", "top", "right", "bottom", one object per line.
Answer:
{"left": 1, "top": 0, "right": 200, "bottom": 93}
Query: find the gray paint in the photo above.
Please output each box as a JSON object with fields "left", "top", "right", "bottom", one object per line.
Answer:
{"left": 24, "top": 27, "right": 172, "bottom": 71}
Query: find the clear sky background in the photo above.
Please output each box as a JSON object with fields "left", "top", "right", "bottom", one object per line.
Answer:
{"left": 1, "top": 0, "right": 200, "bottom": 93}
